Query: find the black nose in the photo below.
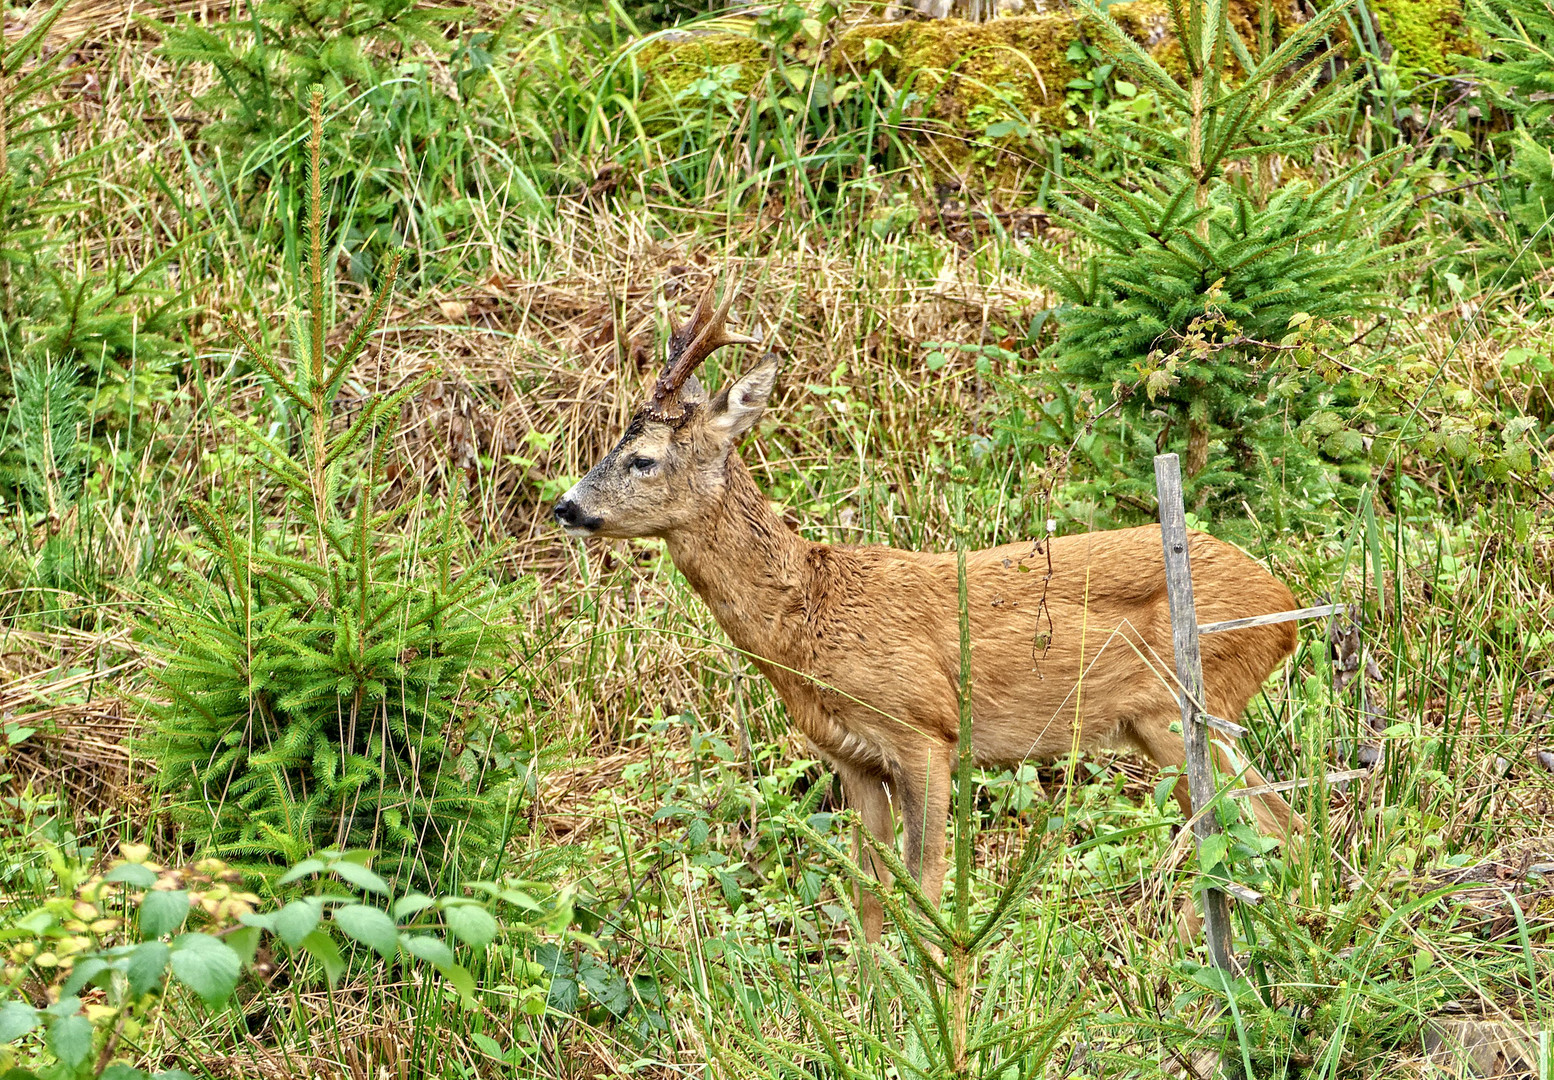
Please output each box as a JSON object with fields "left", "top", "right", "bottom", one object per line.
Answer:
{"left": 554, "top": 499, "right": 582, "bottom": 527}
{"left": 554, "top": 498, "right": 600, "bottom": 532}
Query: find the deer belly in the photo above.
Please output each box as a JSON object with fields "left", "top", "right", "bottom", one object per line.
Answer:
{"left": 968, "top": 703, "right": 1132, "bottom": 767}
{"left": 970, "top": 719, "right": 1088, "bottom": 766}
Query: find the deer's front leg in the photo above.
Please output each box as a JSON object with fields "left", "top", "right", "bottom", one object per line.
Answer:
{"left": 834, "top": 760, "right": 895, "bottom": 942}
{"left": 894, "top": 740, "right": 956, "bottom": 913}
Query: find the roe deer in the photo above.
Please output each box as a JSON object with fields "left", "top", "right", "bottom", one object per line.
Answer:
{"left": 554, "top": 282, "right": 1302, "bottom": 942}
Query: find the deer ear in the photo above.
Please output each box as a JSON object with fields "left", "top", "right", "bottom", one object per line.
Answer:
{"left": 679, "top": 374, "right": 707, "bottom": 405}
{"left": 708, "top": 355, "right": 779, "bottom": 442}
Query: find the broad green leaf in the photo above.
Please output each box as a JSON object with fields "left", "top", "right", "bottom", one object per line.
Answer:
{"left": 863, "top": 37, "right": 898, "bottom": 63}
{"left": 401, "top": 935, "right": 455, "bottom": 967}
{"left": 42, "top": 997, "right": 81, "bottom": 1019}
{"left": 392, "top": 894, "right": 436, "bottom": 921}
{"left": 300, "top": 930, "right": 344, "bottom": 984}
{"left": 277, "top": 858, "right": 326, "bottom": 885}
{"left": 1185, "top": 963, "right": 1258, "bottom": 1001}
{"left": 273, "top": 898, "right": 323, "bottom": 948}
{"left": 61, "top": 957, "right": 111, "bottom": 997}
{"left": 334, "top": 904, "right": 399, "bottom": 959}
{"left": 101, "top": 1066, "right": 151, "bottom": 1080}
{"left": 0, "top": 1002, "right": 38, "bottom": 1042}
{"left": 579, "top": 959, "right": 632, "bottom": 1017}
{"left": 139, "top": 890, "right": 190, "bottom": 939}
{"left": 439, "top": 961, "right": 477, "bottom": 1008}
{"left": 443, "top": 903, "right": 497, "bottom": 949}
{"left": 546, "top": 974, "right": 579, "bottom": 1013}
{"left": 715, "top": 869, "right": 741, "bottom": 910}
{"left": 123, "top": 941, "right": 171, "bottom": 998}
{"left": 169, "top": 934, "right": 241, "bottom": 1005}
{"left": 533, "top": 943, "right": 564, "bottom": 973}
{"left": 227, "top": 925, "right": 262, "bottom": 967}
{"left": 105, "top": 863, "right": 159, "bottom": 887}
{"left": 15, "top": 910, "right": 55, "bottom": 935}
{"left": 330, "top": 861, "right": 390, "bottom": 896}
{"left": 46, "top": 1015, "right": 93, "bottom": 1070}
{"left": 1197, "top": 832, "right": 1230, "bottom": 871}
{"left": 494, "top": 887, "right": 540, "bottom": 911}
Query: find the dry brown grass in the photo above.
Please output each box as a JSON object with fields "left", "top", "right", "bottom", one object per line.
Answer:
{"left": 372, "top": 212, "right": 1046, "bottom": 544}
{"left": 0, "top": 649, "right": 137, "bottom": 808}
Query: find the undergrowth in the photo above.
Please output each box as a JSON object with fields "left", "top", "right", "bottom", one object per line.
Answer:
{"left": 0, "top": 0, "right": 1551, "bottom": 1076}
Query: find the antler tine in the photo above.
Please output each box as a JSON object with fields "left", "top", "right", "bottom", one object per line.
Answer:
{"left": 665, "top": 282, "right": 718, "bottom": 364}
{"left": 647, "top": 280, "right": 759, "bottom": 422}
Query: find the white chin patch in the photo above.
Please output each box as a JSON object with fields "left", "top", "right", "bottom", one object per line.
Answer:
{"left": 562, "top": 525, "right": 597, "bottom": 539}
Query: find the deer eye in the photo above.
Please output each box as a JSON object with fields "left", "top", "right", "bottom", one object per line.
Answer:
{"left": 627, "top": 455, "right": 658, "bottom": 475}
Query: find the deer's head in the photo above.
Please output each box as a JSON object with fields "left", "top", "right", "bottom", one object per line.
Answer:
{"left": 553, "top": 283, "right": 778, "bottom": 539}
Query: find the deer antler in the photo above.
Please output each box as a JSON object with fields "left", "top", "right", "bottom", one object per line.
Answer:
{"left": 646, "top": 281, "right": 758, "bottom": 422}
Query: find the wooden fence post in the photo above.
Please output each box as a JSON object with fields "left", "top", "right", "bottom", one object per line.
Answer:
{"left": 1154, "top": 452, "right": 1235, "bottom": 973}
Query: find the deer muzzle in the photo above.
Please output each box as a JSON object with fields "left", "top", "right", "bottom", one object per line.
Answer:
{"left": 553, "top": 491, "right": 602, "bottom": 536}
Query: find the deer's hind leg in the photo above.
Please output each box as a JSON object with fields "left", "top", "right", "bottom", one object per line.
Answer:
{"left": 834, "top": 760, "right": 895, "bottom": 943}
{"left": 893, "top": 740, "right": 957, "bottom": 913}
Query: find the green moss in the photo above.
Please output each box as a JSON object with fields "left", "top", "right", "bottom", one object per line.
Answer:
{"left": 839, "top": 14, "right": 1085, "bottom": 130}
{"left": 637, "top": 30, "right": 769, "bottom": 98}
{"left": 1108, "top": 0, "right": 1173, "bottom": 52}
{"left": 1369, "top": 0, "right": 1470, "bottom": 71}
{"left": 834, "top": 1, "right": 1304, "bottom": 132}
{"left": 630, "top": 3, "right": 1320, "bottom": 185}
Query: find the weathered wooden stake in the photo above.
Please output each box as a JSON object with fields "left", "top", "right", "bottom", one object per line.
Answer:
{"left": 1154, "top": 452, "right": 1235, "bottom": 973}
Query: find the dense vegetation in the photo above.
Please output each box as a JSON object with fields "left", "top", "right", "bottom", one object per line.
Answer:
{"left": 2, "top": 0, "right": 1552, "bottom": 1074}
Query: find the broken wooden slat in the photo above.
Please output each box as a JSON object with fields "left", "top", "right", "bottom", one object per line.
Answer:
{"left": 1228, "top": 767, "right": 1372, "bottom": 799}
{"left": 1198, "top": 603, "right": 1347, "bottom": 636}
{"left": 1200, "top": 713, "right": 1250, "bottom": 738}
{"left": 1222, "top": 882, "right": 1264, "bottom": 905}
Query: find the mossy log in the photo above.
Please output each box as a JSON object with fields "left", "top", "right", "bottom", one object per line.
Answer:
{"left": 1367, "top": 0, "right": 1472, "bottom": 72}
{"left": 638, "top": 0, "right": 1470, "bottom": 139}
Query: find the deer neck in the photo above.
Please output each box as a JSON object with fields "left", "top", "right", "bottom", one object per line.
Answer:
{"left": 663, "top": 453, "right": 811, "bottom": 665}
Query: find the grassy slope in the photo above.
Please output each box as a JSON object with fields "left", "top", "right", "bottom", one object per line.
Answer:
{"left": 2, "top": 0, "right": 1552, "bottom": 1077}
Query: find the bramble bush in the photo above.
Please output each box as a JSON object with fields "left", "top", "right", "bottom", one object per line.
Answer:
{"left": 0, "top": 843, "right": 564, "bottom": 1080}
